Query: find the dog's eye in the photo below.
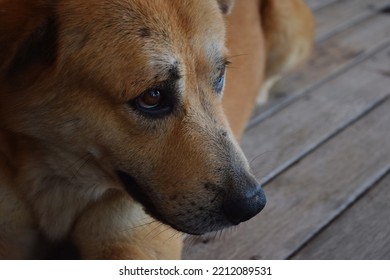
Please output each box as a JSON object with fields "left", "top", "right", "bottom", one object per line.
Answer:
{"left": 130, "top": 88, "right": 174, "bottom": 118}
{"left": 215, "top": 67, "right": 226, "bottom": 94}
{"left": 137, "top": 89, "right": 162, "bottom": 109}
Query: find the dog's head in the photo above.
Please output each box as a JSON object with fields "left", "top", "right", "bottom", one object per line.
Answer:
{"left": 0, "top": 0, "right": 265, "bottom": 235}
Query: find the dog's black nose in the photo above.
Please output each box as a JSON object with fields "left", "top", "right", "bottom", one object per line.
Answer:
{"left": 222, "top": 183, "right": 266, "bottom": 225}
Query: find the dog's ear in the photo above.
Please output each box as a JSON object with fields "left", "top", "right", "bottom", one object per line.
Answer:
{"left": 217, "top": 0, "right": 234, "bottom": 14}
{"left": 0, "top": 0, "right": 58, "bottom": 89}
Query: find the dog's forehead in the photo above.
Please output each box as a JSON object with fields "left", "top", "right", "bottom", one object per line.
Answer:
{"left": 118, "top": 0, "right": 226, "bottom": 54}
{"left": 59, "top": 0, "right": 227, "bottom": 96}
{"left": 62, "top": 0, "right": 226, "bottom": 55}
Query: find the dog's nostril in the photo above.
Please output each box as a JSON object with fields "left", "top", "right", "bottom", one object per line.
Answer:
{"left": 222, "top": 185, "right": 266, "bottom": 225}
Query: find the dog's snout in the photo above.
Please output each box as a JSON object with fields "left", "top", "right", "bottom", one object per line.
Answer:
{"left": 222, "top": 183, "right": 266, "bottom": 225}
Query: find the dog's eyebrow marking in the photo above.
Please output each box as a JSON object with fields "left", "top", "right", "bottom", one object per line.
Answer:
{"left": 168, "top": 61, "right": 182, "bottom": 80}
{"left": 152, "top": 60, "right": 183, "bottom": 84}
{"left": 138, "top": 27, "right": 151, "bottom": 38}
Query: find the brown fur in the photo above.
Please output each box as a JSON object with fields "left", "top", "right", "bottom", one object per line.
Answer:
{"left": 257, "top": 0, "right": 315, "bottom": 104}
{"left": 0, "top": 0, "right": 313, "bottom": 259}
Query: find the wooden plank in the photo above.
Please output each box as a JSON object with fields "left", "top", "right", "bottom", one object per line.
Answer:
{"left": 183, "top": 47, "right": 390, "bottom": 260}
{"left": 314, "top": 0, "right": 388, "bottom": 42}
{"left": 249, "top": 13, "right": 390, "bottom": 126}
{"left": 305, "top": 0, "right": 340, "bottom": 12}
{"left": 291, "top": 171, "right": 390, "bottom": 259}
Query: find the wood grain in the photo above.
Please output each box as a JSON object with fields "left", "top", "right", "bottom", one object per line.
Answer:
{"left": 250, "top": 13, "right": 390, "bottom": 124}
{"left": 314, "top": 0, "right": 388, "bottom": 41}
{"left": 292, "top": 171, "right": 390, "bottom": 259}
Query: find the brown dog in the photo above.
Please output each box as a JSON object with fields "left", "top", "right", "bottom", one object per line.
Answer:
{"left": 0, "top": 0, "right": 313, "bottom": 259}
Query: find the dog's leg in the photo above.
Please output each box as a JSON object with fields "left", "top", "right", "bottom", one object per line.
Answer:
{"left": 258, "top": 0, "right": 315, "bottom": 104}
{"left": 72, "top": 190, "right": 182, "bottom": 260}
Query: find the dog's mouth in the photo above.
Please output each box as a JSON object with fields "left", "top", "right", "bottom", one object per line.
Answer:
{"left": 115, "top": 170, "right": 227, "bottom": 235}
{"left": 116, "top": 170, "right": 202, "bottom": 234}
{"left": 115, "top": 170, "right": 167, "bottom": 224}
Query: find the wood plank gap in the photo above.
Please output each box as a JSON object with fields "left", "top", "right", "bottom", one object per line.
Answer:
{"left": 261, "top": 94, "right": 390, "bottom": 185}
{"left": 286, "top": 162, "right": 390, "bottom": 260}
{"left": 316, "top": 1, "right": 390, "bottom": 43}
{"left": 246, "top": 38, "right": 390, "bottom": 131}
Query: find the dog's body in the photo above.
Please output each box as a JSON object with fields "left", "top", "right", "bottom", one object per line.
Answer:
{"left": 0, "top": 0, "right": 313, "bottom": 259}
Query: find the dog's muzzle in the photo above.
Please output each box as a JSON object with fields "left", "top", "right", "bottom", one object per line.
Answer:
{"left": 116, "top": 169, "right": 266, "bottom": 234}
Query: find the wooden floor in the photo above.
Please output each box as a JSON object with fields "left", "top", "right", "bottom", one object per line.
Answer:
{"left": 183, "top": 0, "right": 390, "bottom": 260}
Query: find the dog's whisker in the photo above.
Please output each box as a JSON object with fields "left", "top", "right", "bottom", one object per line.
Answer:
{"left": 65, "top": 153, "right": 93, "bottom": 183}
{"left": 211, "top": 231, "right": 219, "bottom": 242}
{"left": 163, "top": 231, "right": 183, "bottom": 245}
{"left": 121, "top": 220, "right": 158, "bottom": 233}
{"left": 143, "top": 222, "right": 165, "bottom": 240}
{"left": 253, "top": 166, "right": 272, "bottom": 181}
{"left": 249, "top": 150, "right": 276, "bottom": 166}
{"left": 150, "top": 225, "right": 173, "bottom": 241}
{"left": 66, "top": 153, "right": 90, "bottom": 172}
{"left": 183, "top": 236, "right": 197, "bottom": 250}
{"left": 74, "top": 155, "right": 92, "bottom": 172}
{"left": 247, "top": 150, "right": 279, "bottom": 180}
{"left": 226, "top": 53, "right": 249, "bottom": 59}
{"left": 225, "top": 66, "right": 240, "bottom": 70}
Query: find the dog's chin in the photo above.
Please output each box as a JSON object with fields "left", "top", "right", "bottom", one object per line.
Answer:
{"left": 115, "top": 170, "right": 230, "bottom": 235}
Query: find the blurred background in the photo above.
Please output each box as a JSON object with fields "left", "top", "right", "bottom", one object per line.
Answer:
{"left": 184, "top": 0, "right": 390, "bottom": 259}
